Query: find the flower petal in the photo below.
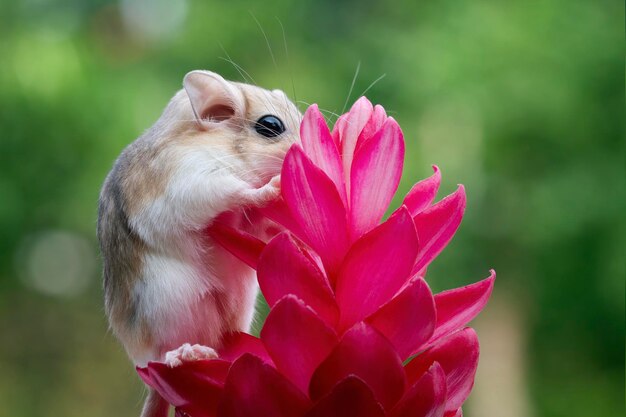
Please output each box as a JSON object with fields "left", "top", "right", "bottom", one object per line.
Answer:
{"left": 257, "top": 232, "right": 339, "bottom": 326}
{"left": 259, "top": 197, "right": 306, "bottom": 240}
{"left": 207, "top": 222, "right": 265, "bottom": 269}
{"left": 355, "top": 104, "right": 387, "bottom": 154}
{"left": 305, "top": 376, "right": 385, "bottom": 417}
{"left": 422, "top": 271, "right": 495, "bottom": 351}
{"left": 261, "top": 295, "right": 339, "bottom": 393}
{"left": 138, "top": 359, "right": 230, "bottom": 417}
{"left": 330, "top": 114, "right": 346, "bottom": 148}
{"left": 444, "top": 409, "right": 463, "bottom": 417}
{"left": 350, "top": 117, "right": 405, "bottom": 240}
{"left": 309, "top": 322, "right": 406, "bottom": 411}
{"left": 338, "top": 97, "right": 374, "bottom": 196}
{"left": 335, "top": 207, "right": 418, "bottom": 330}
{"left": 219, "top": 353, "right": 310, "bottom": 417}
{"left": 281, "top": 145, "right": 350, "bottom": 276}
{"left": 367, "top": 277, "right": 436, "bottom": 361}
{"left": 403, "top": 165, "right": 441, "bottom": 216}
{"left": 405, "top": 328, "right": 479, "bottom": 412}
{"left": 300, "top": 104, "right": 346, "bottom": 204}
{"left": 412, "top": 186, "right": 466, "bottom": 275}
{"left": 218, "top": 332, "right": 272, "bottom": 365}
{"left": 391, "top": 362, "right": 446, "bottom": 417}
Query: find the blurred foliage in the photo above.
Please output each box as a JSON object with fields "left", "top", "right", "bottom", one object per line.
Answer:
{"left": 0, "top": 0, "right": 623, "bottom": 416}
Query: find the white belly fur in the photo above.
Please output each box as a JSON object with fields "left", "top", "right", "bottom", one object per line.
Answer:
{"left": 128, "top": 242, "right": 258, "bottom": 368}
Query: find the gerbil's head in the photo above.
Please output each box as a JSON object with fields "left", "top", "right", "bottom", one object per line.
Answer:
{"left": 157, "top": 70, "right": 302, "bottom": 185}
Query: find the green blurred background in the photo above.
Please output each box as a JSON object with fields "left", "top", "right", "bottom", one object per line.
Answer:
{"left": 0, "top": 0, "right": 623, "bottom": 416}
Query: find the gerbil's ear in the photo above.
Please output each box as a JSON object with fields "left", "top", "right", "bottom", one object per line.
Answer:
{"left": 183, "top": 70, "right": 245, "bottom": 130}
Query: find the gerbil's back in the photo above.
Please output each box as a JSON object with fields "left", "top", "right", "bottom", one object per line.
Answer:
{"left": 98, "top": 91, "right": 186, "bottom": 290}
{"left": 98, "top": 145, "right": 148, "bottom": 328}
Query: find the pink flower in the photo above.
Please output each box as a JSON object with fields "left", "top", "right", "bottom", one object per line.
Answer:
{"left": 212, "top": 98, "right": 467, "bottom": 282}
{"left": 138, "top": 98, "right": 495, "bottom": 417}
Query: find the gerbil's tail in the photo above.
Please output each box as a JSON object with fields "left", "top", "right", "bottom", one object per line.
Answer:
{"left": 140, "top": 389, "right": 169, "bottom": 417}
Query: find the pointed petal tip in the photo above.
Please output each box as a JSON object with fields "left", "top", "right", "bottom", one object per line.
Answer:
{"left": 273, "top": 293, "right": 303, "bottom": 305}
{"left": 309, "top": 321, "right": 406, "bottom": 410}
{"left": 373, "top": 103, "right": 387, "bottom": 115}
{"left": 455, "top": 184, "right": 466, "bottom": 198}
{"left": 473, "top": 269, "right": 496, "bottom": 287}
{"left": 392, "top": 359, "right": 446, "bottom": 417}
{"left": 208, "top": 222, "right": 266, "bottom": 269}
{"left": 410, "top": 183, "right": 467, "bottom": 274}
{"left": 383, "top": 116, "right": 402, "bottom": 132}
{"left": 354, "top": 96, "right": 373, "bottom": 107}
{"left": 345, "top": 97, "right": 374, "bottom": 120}
{"left": 257, "top": 232, "right": 339, "bottom": 326}
{"left": 468, "top": 326, "right": 478, "bottom": 336}
{"left": 261, "top": 294, "right": 338, "bottom": 394}
{"left": 305, "top": 375, "right": 385, "bottom": 417}
{"left": 431, "top": 165, "right": 441, "bottom": 182}
{"left": 283, "top": 143, "right": 305, "bottom": 165}
{"left": 402, "top": 165, "right": 442, "bottom": 216}
{"left": 427, "top": 360, "right": 445, "bottom": 375}
{"left": 405, "top": 327, "right": 479, "bottom": 413}
{"left": 485, "top": 270, "right": 497, "bottom": 290}
{"left": 217, "top": 332, "right": 273, "bottom": 365}
{"left": 382, "top": 117, "right": 404, "bottom": 137}
{"left": 367, "top": 276, "right": 436, "bottom": 360}
{"left": 261, "top": 293, "right": 329, "bottom": 324}
{"left": 302, "top": 103, "right": 323, "bottom": 123}
{"left": 220, "top": 353, "right": 311, "bottom": 417}
{"left": 427, "top": 183, "right": 466, "bottom": 216}
{"left": 455, "top": 185, "right": 467, "bottom": 206}
{"left": 476, "top": 269, "right": 496, "bottom": 296}
{"left": 419, "top": 270, "right": 496, "bottom": 352}
{"left": 394, "top": 204, "right": 414, "bottom": 221}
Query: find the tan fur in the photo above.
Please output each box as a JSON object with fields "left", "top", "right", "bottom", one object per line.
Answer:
{"left": 97, "top": 71, "right": 301, "bottom": 417}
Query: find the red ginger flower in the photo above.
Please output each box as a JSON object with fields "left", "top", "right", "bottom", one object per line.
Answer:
{"left": 138, "top": 97, "right": 495, "bottom": 417}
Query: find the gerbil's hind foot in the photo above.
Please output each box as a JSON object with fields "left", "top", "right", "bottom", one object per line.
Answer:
{"left": 164, "top": 343, "right": 217, "bottom": 367}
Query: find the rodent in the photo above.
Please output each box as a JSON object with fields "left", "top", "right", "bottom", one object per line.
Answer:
{"left": 97, "top": 70, "right": 301, "bottom": 417}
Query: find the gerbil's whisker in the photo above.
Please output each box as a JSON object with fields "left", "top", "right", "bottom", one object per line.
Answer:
{"left": 341, "top": 60, "right": 361, "bottom": 115}
{"left": 241, "top": 208, "right": 253, "bottom": 226}
{"left": 218, "top": 44, "right": 256, "bottom": 85}
{"left": 248, "top": 13, "right": 298, "bottom": 130}
{"left": 359, "top": 73, "right": 386, "bottom": 98}
{"left": 251, "top": 12, "right": 277, "bottom": 70}
{"left": 277, "top": 17, "right": 298, "bottom": 108}
{"left": 297, "top": 100, "right": 343, "bottom": 121}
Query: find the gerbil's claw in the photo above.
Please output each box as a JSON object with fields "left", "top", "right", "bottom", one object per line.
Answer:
{"left": 269, "top": 175, "right": 281, "bottom": 188}
{"left": 164, "top": 343, "right": 217, "bottom": 367}
{"left": 245, "top": 175, "right": 281, "bottom": 206}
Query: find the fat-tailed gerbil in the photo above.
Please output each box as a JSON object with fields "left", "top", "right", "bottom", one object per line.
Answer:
{"left": 97, "top": 70, "right": 301, "bottom": 417}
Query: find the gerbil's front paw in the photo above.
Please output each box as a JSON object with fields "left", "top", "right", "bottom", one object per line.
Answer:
{"left": 164, "top": 343, "right": 217, "bottom": 367}
{"left": 245, "top": 175, "right": 281, "bottom": 206}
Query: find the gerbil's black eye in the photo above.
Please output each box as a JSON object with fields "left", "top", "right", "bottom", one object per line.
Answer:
{"left": 254, "top": 115, "right": 285, "bottom": 138}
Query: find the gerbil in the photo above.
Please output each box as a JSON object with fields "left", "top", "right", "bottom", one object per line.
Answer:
{"left": 97, "top": 70, "right": 301, "bottom": 417}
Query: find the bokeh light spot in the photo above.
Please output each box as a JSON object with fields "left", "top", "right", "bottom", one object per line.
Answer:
{"left": 12, "top": 31, "right": 82, "bottom": 97}
{"left": 16, "top": 230, "right": 96, "bottom": 297}
{"left": 120, "top": 0, "right": 188, "bottom": 42}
